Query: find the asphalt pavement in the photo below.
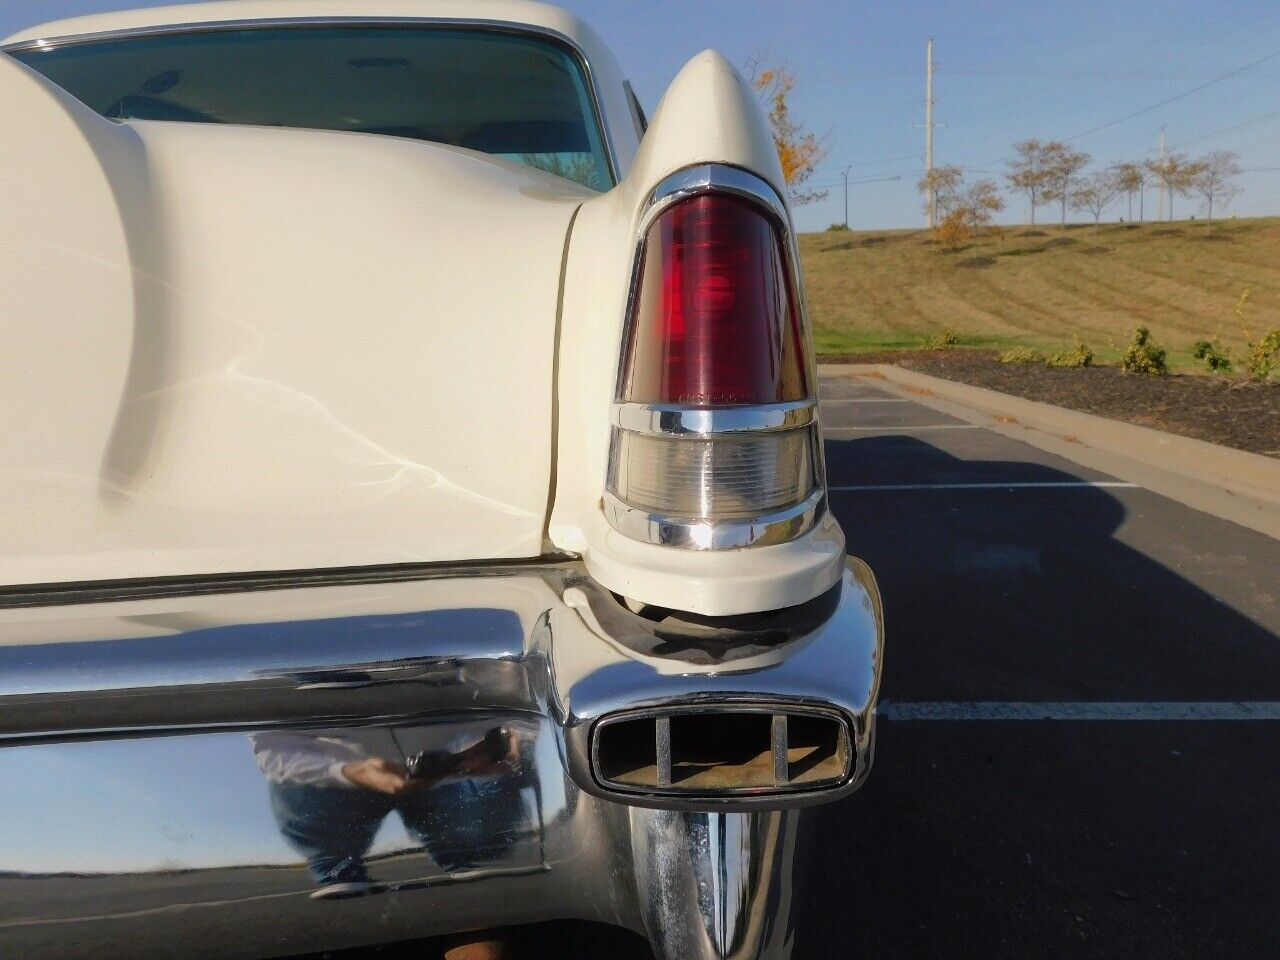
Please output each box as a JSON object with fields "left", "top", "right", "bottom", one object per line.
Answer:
{"left": 314, "top": 373, "right": 1280, "bottom": 960}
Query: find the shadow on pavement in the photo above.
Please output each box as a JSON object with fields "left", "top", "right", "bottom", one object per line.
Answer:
{"left": 799, "top": 436, "right": 1280, "bottom": 959}
{"left": 288, "top": 920, "right": 653, "bottom": 960}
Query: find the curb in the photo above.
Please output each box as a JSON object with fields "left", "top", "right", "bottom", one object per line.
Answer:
{"left": 818, "top": 363, "right": 1280, "bottom": 533}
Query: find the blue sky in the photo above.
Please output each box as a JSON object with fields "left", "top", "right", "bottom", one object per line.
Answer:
{"left": 4, "top": 0, "right": 1279, "bottom": 231}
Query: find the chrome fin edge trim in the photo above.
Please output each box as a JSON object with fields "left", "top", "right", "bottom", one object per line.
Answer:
{"left": 602, "top": 489, "right": 823, "bottom": 551}
{"left": 611, "top": 401, "right": 816, "bottom": 437}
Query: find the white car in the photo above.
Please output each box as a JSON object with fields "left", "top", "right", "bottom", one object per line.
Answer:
{"left": 0, "top": 3, "right": 883, "bottom": 958}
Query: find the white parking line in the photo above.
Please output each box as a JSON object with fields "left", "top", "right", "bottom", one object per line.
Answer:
{"left": 829, "top": 481, "right": 1139, "bottom": 492}
{"left": 823, "top": 424, "right": 982, "bottom": 432}
{"left": 820, "top": 398, "right": 916, "bottom": 404}
{"left": 879, "top": 701, "right": 1280, "bottom": 721}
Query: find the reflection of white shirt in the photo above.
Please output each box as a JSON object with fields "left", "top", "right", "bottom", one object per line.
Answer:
{"left": 251, "top": 722, "right": 495, "bottom": 789}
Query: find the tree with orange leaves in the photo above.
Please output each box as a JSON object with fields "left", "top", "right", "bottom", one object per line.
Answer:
{"left": 747, "top": 60, "right": 828, "bottom": 205}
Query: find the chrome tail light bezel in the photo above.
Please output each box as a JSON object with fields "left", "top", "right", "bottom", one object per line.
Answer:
{"left": 604, "top": 163, "right": 827, "bottom": 550}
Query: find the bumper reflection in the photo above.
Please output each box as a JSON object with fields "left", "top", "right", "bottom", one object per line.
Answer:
{"left": 251, "top": 721, "right": 539, "bottom": 899}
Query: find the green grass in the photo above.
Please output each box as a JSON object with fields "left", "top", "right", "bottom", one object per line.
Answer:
{"left": 800, "top": 217, "right": 1280, "bottom": 372}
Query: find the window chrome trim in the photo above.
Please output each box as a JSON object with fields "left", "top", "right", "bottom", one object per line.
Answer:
{"left": 611, "top": 400, "right": 815, "bottom": 437}
{"left": 1, "top": 16, "right": 621, "bottom": 186}
{"left": 602, "top": 489, "right": 823, "bottom": 551}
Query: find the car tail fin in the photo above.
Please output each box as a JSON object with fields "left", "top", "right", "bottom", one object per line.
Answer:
{"left": 549, "top": 51, "right": 842, "bottom": 615}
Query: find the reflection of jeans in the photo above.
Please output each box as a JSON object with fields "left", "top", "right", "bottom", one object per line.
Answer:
{"left": 269, "top": 778, "right": 527, "bottom": 885}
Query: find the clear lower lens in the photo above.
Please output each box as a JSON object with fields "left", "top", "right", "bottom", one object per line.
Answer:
{"left": 611, "top": 429, "right": 814, "bottom": 521}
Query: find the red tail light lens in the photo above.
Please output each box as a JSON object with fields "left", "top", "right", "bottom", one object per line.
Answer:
{"left": 619, "top": 193, "right": 808, "bottom": 406}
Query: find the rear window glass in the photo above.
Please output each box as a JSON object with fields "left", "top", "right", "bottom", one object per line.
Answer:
{"left": 9, "top": 25, "right": 613, "bottom": 190}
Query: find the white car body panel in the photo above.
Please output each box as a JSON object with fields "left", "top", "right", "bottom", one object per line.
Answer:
{"left": 0, "top": 55, "right": 585, "bottom": 585}
{"left": 0, "top": 0, "right": 844, "bottom": 615}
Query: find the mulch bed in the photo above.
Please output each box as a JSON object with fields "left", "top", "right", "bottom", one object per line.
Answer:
{"left": 819, "top": 349, "right": 1280, "bottom": 459}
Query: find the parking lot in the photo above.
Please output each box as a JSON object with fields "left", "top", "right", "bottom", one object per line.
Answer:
{"left": 800, "top": 371, "right": 1280, "bottom": 959}
{"left": 335, "top": 371, "right": 1280, "bottom": 960}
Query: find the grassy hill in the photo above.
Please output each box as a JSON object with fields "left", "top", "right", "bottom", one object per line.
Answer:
{"left": 800, "top": 216, "right": 1280, "bottom": 370}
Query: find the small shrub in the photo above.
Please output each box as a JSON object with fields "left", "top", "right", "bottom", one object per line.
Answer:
{"left": 1244, "top": 330, "right": 1280, "bottom": 380}
{"left": 999, "top": 347, "right": 1045, "bottom": 364}
{"left": 1236, "top": 287, "right": 1279, "bottom": 380}
{"left": 1047, "top": 337, "right": 1095, "bottom": 368}
{"left": 1234, "top": 288, "right": 1253, "bottom": 328}
{"left": 932, "top": 210, "right": 971, "bottom": 250}
{"left": 918, "top": 328, "right": 959, "bottom": 349}
{"left": 1120, "top": 325, "right": 1168, "bottom": 375}
{"left": 826, "top": 222, "right": 851, "bottom": 232}
{"left": 1190, "top": 338, "right": 1233, "bottom": 373}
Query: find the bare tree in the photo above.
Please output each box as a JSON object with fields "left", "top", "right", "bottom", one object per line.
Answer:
{"left": 1190, "top": 151, "right": 1241, "bottom": 223}
{"left": 1145, "top": 153, "right": 1202, "bottom": 221}
{"left": 1006, "top": 139, "right": 1054, "bottom": 225}
{"left": 918, "top": 165, "right": 964, "bottom": 218}
{"left": 1042, "top": 143, "right": 1092, "bottom": 225}
{"left": 1112, "top": 161, "right": 1145, "bottom": 222}
{"left": 1070, "top": 168, "right": 1122, "bottom": 226}
{"left": 959, "top": 179, "right": 1006, "bottom": 229}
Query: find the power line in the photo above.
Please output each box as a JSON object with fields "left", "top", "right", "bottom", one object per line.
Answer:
{"left": 1165, "top": 108, "right": 1280, "bottom": 150}
{"left": 813, "top": 153, "right": 921, "bottom": 173}
{"left": 942, "top": 67, "right": 1280, "bottom": 81}
{"left": 1063, "top": 47, "right": 1280, "bottom": 143}
{"left": 807, "top": 173, "right": 904, "bottom": 191}
{"left": 955, "top": 32, "right": 1280, "bottom": 169}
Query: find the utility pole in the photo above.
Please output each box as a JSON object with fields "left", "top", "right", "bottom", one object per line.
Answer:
{"left": 842, "top": 164, "right": 853, "bottom": 228}
{"left": 1157, "top": 127, "right": 1166, "bottom": 221}
{"left": 925, "top": 38, "right": 936, "bottom": 227}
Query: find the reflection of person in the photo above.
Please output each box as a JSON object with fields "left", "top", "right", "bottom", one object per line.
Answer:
{"left": 251, "top": 723, "right": 526, "bottom": 906}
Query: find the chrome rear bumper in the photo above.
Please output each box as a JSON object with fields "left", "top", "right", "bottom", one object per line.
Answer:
{"left": 0, "top": 558, "right": 882, "bottom": 959}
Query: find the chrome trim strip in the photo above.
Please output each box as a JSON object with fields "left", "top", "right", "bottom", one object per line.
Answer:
{"left": 0, "top": 556, "right": 575, "bottom": 609}
{"left": 0, "top": 605, "right": 536, "bottom": 740}
{"left": 2, "top": 16, "right": 621, "bottom": 185}
{"left": 611, "top": 401, "right": 815, "bottom": 437}
{"left": 602, "top": 489, "right": 823, "bottom": 551}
